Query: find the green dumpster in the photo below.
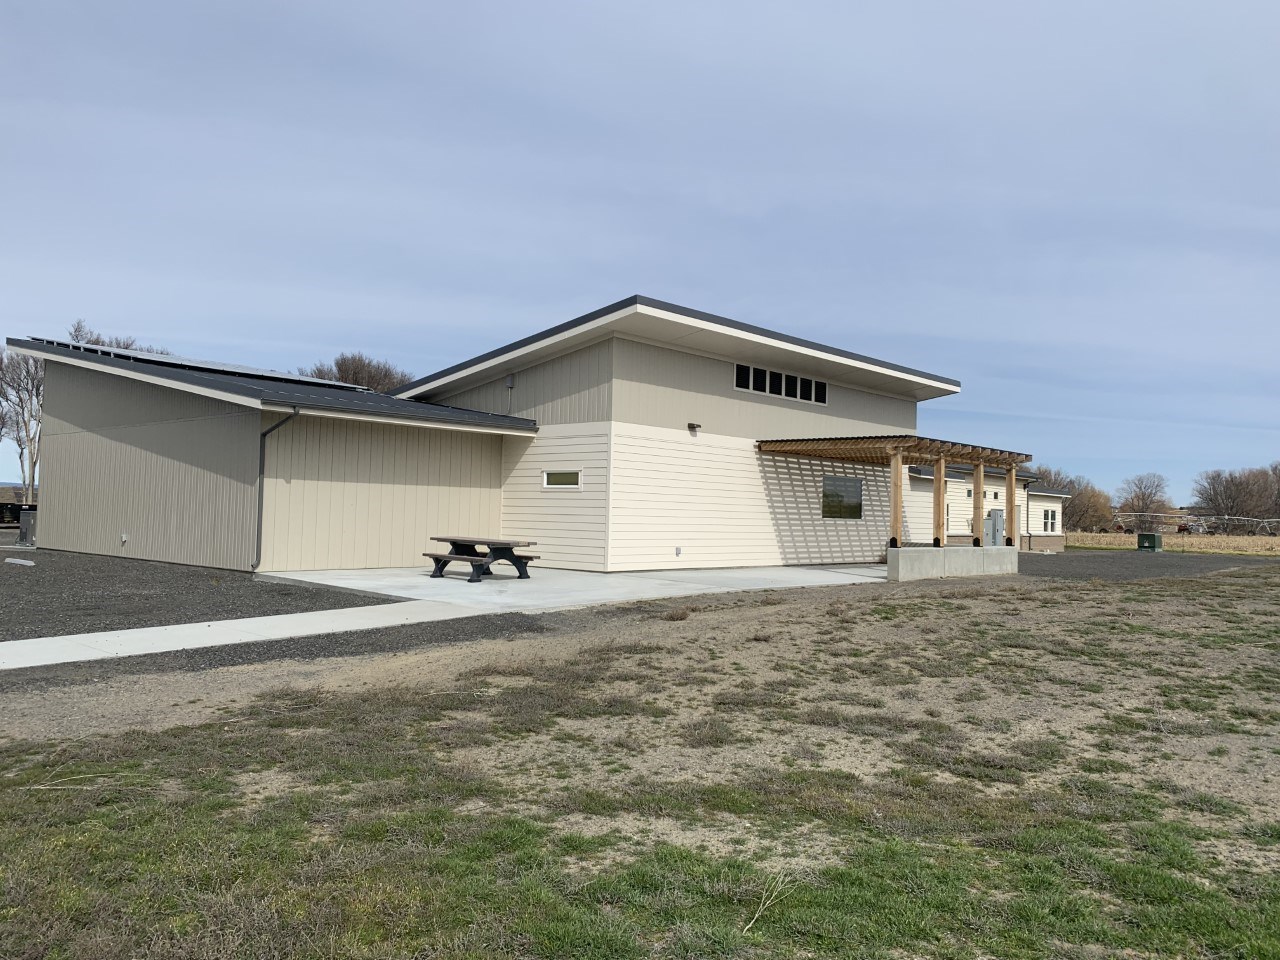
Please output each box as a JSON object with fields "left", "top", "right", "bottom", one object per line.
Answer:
{"left": 1137, "top": 533, "right": 1163, "bottom": 552}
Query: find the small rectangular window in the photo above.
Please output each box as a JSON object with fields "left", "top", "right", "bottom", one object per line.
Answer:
{"left": 967, "top": 489, "right": 973, "bottom": 498}
{"left": 799, "top": 377, "right": 813, "bottom": 401}
{"left": 1043, "top": 509, "right": 1050, "bottom": 533}
{"left": 751, "top": 367, "right": 767, "bottom": 392}
{"left": 821, "top": 476, "right": 863, "bottom": 519}
{"left": 1051, "top": 509, "right": 1058, "bottom": 533}
{"left": 768, "top": 370, "right": 783, "bottom": 395}
{"left": 784, "top": 373, "right": 798, "bottom": 398}
{"left": 813, "top": 381, "right": 827, "bottom": 404}
{"left": 735, "top": 364, "right": 751, "bottom": 389}
{"left": 993, "top": 491, "right": 999, "bottom": 500}
{"left": 544, "top": 470, "right": 581, "bottom": 489}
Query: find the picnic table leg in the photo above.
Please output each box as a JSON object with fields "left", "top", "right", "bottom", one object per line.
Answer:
{"left": 429, "top": 557, "right": 450, "bottom": 578}
{"left": 488, "top": 546, "right": 531, "bottom": 579}
{"left": 466, "top": 559, "right": 493, "bottom": 584}
{"left": 451, "top": 541, "right": 495, "bottom": 576}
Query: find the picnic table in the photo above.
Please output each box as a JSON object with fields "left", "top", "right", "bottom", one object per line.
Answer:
{"left": 424, "top": 536, "right": 539, "bottom": 583}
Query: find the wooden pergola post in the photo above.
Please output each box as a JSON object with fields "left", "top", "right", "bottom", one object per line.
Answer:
{"left": 932, "top": 456, "right": 946, "bottom": 547}
{"left": 889, "top": 448, "right": 904, "bottom": 548}
{"left": 971, "top": 460, "right": 985, "bottom": 546}
{"left": 1005, "top": 467, "right": 1018, "bottom": 547}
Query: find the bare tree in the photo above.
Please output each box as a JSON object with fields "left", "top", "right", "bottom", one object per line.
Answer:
{"left": 299, "top": 352, "right": 413, "bottom": 393}
{"left": 1116, "top": 472, "right": 1174, "bottom": 532}
{"left": 0, "top": 322, "right": 168, "bottom": 504}
{"left": 1026, "top": 463, "right": 1113, "bottom": 531}
{"left": 0, "top": 350, "right": 44, "bottom": 503}
{"left": 1194, "top": 466, "right": 1280, "bottom": 530}
{"left": 68, "top": 320, "right": 170, "bottom": 354}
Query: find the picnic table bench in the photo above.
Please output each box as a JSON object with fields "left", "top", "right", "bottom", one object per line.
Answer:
{"left": 424, "top": 536, "right": 539, "bottom": 583}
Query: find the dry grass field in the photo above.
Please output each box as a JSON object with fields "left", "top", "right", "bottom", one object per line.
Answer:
{"left": 2, "top": 565, "right": 1279, "bottom": 958}
{"left": 1069, "top": 530, "right": 1280, "bottom": 556}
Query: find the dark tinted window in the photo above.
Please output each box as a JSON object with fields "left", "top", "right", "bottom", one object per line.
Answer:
{"left": 784, "top": 374, "right": 798, "bottom": 398}
{"left": 735, "top": 364, "right": 751, "bottom": 389}
{"left": 814, "top": 380, "right": 827, "bottom": 404}
{"left": 752, "top": 367, "right": 767, "bottom": 392}
{"left": 768, "top": 370, "right": 783, "bottom": 395}
{"left": 799, "top": 377, "right": 813, "bottom": 401}
{"left": 821, "top": 476, "right": 863, "bottom": 519}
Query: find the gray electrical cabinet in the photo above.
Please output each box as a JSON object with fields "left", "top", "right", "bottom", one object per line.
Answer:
{"left": 16, "top": 504, "right": 36, "bottom": 547}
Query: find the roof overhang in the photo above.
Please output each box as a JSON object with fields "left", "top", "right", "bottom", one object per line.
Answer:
{"left": 757, "top": 435, "right": 1033, "bottom": 468}
{"left": 394, "top": 295, "right": 962, "bottom": 403}
{"left": 7, "top": 338, "right": 537, "bottom": 437}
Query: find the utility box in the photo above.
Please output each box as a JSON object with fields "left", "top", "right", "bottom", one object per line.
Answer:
{"left": 1137, "top": 533, "right": 1162, "bottom": 552}
{"left": 16, "top": 504, "right": 36, "bottom": 547}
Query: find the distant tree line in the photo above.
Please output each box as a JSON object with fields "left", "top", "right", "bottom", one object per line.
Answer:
{"left": 1191, "top": 463, "right": 1280, "bottom": 528}
{"left": 0, "top": 323, "right": 413, "bottom": 503}
{"left": 1030, "top": 463, "right": 1280, "bottom": 534}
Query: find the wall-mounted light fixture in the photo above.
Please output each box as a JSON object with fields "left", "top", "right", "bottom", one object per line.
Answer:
{"left": 687, "top": 422, "right": 701, "bottom": 435}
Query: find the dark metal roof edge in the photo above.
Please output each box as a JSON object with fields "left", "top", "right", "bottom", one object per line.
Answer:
{"left": 23, "top": 335, "right": 369, "bottom": 393}
{"left": 393, "top": 295, "right": 643, "bottom": 394}
{"left": 9, "top": 337, "right": 266, "bottom": 401}
{"left": 395, "top": 295, "right": 961, "bottom": 395}
{"left": 13, "top": 337, "right": 538, "bottom": 432}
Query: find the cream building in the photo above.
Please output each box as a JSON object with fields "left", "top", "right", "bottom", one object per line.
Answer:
{"left": 9, "top": 295, "right": 1068, "bottom": 573}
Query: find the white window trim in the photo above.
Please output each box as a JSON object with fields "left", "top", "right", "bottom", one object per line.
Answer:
{"left": 542, "top": 469, "right": 583, "bottom": 490}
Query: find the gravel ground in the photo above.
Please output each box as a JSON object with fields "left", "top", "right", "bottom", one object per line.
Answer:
{"left": 0, "top": 546, "right": 393, "bottom": 642}
{"left": 1020, "top": 548, "right": 1278, "bottom": 580}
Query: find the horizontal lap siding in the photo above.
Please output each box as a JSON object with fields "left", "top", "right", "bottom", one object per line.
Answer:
{"left": 38, "top": 362, "right": 259, "bottom": 569}
{"left": 500, "top": 425, "right": 609, "bottom": 570}
{"left": 607, "top": 424, "right": 889, "bottom": 570}
{"left": 258, "top": 416, "right": 502, "bottom": 571}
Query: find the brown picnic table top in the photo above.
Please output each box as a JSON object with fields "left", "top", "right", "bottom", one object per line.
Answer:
{"left": 430, "top": 535, "right": 537, "bottom": 548}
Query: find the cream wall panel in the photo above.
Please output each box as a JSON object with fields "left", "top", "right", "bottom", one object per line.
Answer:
{"left": 606, "top": 423, "right": 890, "bottom": 571}
{"left": 610, "top": 338, "right": 916, "bottom": 439}
{"left": 437, "top": 338, "right": 612, "bottom": 425}
{"left": 499, "top": 423, "right": 610, "bottom": 571}
{"left": 258, "top": 416, "right": 502, "bottom": 571}
{"left": 38, "top": 361, "right": 259, "bottom": 569}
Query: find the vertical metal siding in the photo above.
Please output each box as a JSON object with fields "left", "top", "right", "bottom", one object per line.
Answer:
{"left": 436, "top": 338, "right": 613, "bottom": 425}
{"left": 611, "top": 337, "right": 917, "bottom": 438}
{"left": 39, "top": 362, "right": 260, "bottom": 569}
{"left": 257, "top": 415, "right": 503, "bottom": 571}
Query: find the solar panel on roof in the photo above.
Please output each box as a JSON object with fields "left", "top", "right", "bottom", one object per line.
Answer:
{"left": 29, "top": 337, "right": 370, "bottom": 392}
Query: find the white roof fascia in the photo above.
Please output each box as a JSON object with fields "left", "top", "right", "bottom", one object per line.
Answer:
{"left": 400, "top": 302, "right": 960, "bottom": 401}
{"left": 9, "top": 343, "right": 264, "bottom": 411}
{"left": 393, "top": 304, "right": 639, "bottom": 398}
{"left": 261, "top": 404, "right": 535, "bottom": 437}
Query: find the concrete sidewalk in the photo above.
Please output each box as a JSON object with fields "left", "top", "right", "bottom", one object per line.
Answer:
{"left": 0, "top": 563, "right": 886, "bottom": 672}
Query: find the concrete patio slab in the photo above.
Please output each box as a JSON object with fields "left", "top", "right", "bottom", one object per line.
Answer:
{"left": 1, "top": 563, "right": 885, "bottom": 673}
{"left": 261, "top": 562, "right": 887, "bottom": 608}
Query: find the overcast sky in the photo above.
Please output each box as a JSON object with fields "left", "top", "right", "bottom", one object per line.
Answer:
{"left": 3, "top": 2, "right": 1277, "bottom": 503}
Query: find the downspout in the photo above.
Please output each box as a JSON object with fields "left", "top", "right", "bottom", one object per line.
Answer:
{"left": 251, "top": 407, "right": 300, "bottom": 570}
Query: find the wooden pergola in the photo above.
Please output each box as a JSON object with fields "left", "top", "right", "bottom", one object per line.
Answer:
{"left": 756, "top": 435, "right": 1033, "bottom": 548}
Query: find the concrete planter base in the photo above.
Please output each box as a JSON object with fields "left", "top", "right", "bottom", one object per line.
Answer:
{"left": 887, "top": 546, "right": 1019, "bottom": 582}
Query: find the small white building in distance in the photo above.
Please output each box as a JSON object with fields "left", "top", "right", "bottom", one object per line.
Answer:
{"left": 8, "top": 295, "right": 1069, "bottom": 574}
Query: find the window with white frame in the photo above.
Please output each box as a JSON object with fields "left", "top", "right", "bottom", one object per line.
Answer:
{"left": 1043, "top": 508, "right": 1058, "bottom": 533}
{"left": 543, "top": 470, "right": 582, "bottom": 489}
